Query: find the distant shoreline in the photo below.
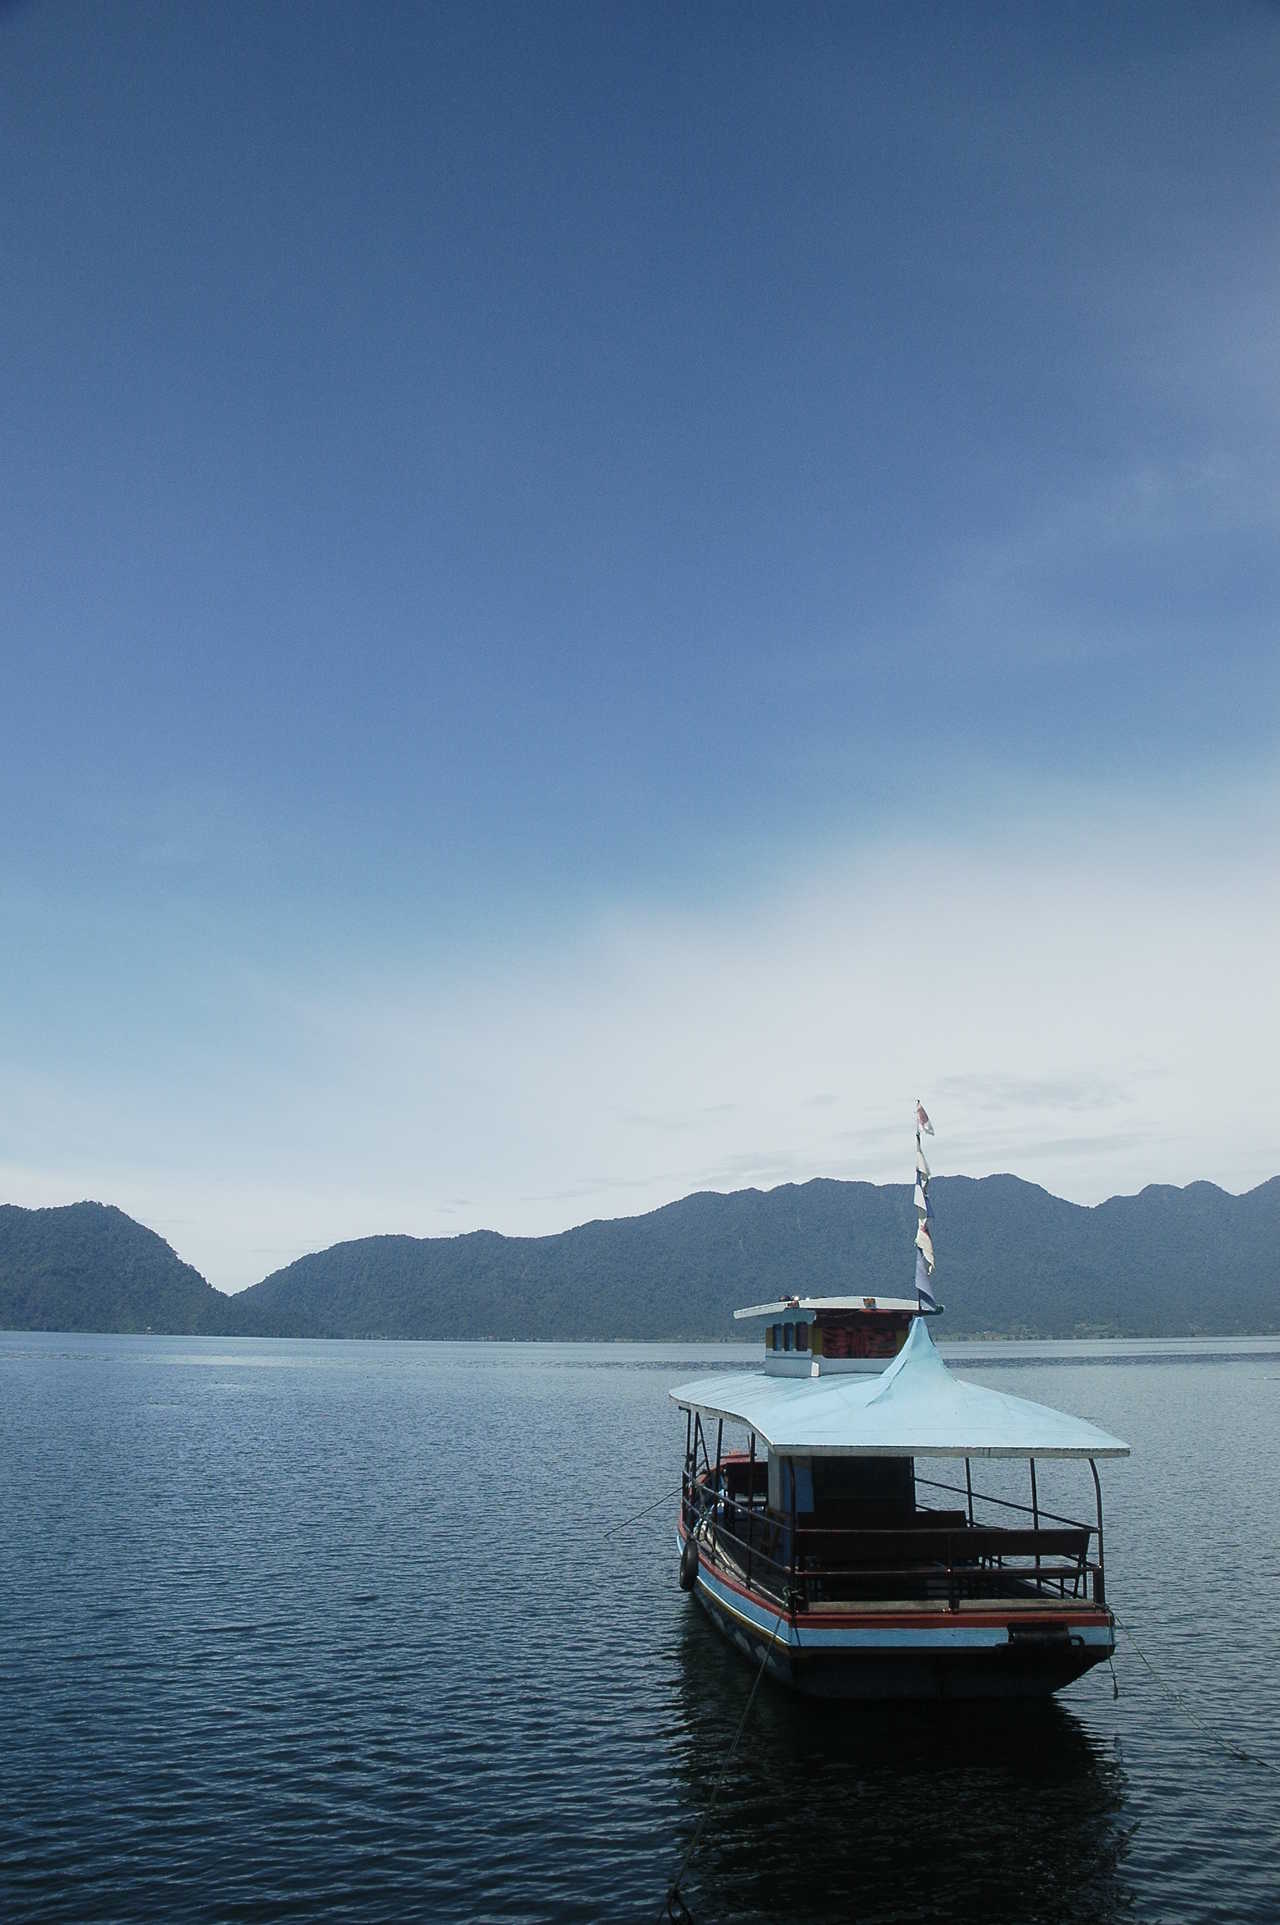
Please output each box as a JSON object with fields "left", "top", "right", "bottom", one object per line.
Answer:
{"left": 4, "top": 1326, "right": 1279, "bottom": 1347}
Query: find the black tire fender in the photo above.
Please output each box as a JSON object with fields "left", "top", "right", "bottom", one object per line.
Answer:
{"left": 679, "top": 1535, "right": 699, "bottom": 1591}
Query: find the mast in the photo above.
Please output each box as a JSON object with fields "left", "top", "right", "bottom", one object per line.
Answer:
{"left": 913, "top": 1100, "right": 939, "bottom": 1313}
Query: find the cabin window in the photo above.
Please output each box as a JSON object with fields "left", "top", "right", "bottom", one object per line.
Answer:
{"left": 795, "top": 1323, "right": 810, "bottom": 1352}
{"left": 770, "top": 1323, "right": 782, "bottom": 1351}
{"left": 764, "top": 1326, "right": 775, "bottom": 1350}
{"left": 782, "top": 1323, "right": 793, "bottom": 1351}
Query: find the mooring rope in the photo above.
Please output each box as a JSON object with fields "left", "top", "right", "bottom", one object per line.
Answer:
{"left": 600, "top": 1486, "right": 683, "bottom": 1540}
{"left": 656, "top": 1608, "right": 787, "bottom": 1923}
{"left": 1113, "top": 1612, "right": 1275, "bottom": 1772}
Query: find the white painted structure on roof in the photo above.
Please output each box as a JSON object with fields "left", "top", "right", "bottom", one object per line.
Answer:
{"left": 669, "top": 1315, "right": 1131, "bottom": 1460}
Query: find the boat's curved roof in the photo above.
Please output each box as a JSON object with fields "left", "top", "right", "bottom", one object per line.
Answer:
{"left": 669, "top": 1316, "right": 1130, "bottom": 1459}
{"left": 732, "top": 1295, "right": 919, "bottom": 1320}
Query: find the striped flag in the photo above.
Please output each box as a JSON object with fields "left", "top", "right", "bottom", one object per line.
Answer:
{"left": 915, "top": 1249, "right": 938, "bottom": 1313}
{"left": 912, "top": 1101, "right": 939, "bottom": 1312}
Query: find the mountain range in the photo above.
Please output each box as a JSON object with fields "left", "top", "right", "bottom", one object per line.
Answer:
{"left": 1, "top": 1174, "right": 1277, "bottom": 1340}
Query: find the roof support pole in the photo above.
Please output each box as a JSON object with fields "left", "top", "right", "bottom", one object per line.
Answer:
{"left": 964, "top": 1457, "right": 974, "bottom": 1528}
{"left": 1090, "top": 1457, "right": 1106, "bottom": 1607}
{"left": 1030, "top": 1459, "right": 1041, "bottom": 1575}
{"left": 746, "top": 1432, "right": 756, "bottom": 1595}
{"left": 713, "top": 1420, "right": 723, "bottom": 1562}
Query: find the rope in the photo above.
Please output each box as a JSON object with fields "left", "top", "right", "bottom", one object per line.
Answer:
{"left": 657, "top": 1608, "right": 787, "bottom": 1922}
{"left": 600, "top": 1486, "right": 683, "bottom": 1540}
{"left": 1113, "top": 1612, "right": 1275, "bottom": 1772}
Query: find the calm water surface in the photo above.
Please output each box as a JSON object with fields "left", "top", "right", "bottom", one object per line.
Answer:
{"left": 2, "top": 1332, "right": 1277, "bottom": 1923}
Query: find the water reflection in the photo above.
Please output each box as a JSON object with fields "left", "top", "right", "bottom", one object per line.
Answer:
{"left": 666, "top": 1608, "right": 1135, "bottom": 1924}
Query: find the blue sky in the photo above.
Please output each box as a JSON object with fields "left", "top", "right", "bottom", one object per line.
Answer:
{"left": 3, "top": 2, "right": 1278, "bottom": 1290}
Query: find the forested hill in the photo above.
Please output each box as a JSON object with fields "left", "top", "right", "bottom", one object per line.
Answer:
{"left": 235, "top": 1174, "right": 1280, "bottom": 1340}
{"left": 2, "top": 1177, "right": 1278, "bottom": 1339}
{"left": 0, "top": 1201, "right": 241, "bottom": 1335}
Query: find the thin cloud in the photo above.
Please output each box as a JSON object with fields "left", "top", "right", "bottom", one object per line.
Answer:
{"left": 1018, "top": 1132, "right": 1153, "bottom": 1160}
{"left": 936, "top": 1073, "right": 1126, "bottom": 1113}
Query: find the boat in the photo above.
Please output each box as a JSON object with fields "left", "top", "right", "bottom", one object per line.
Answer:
{"left": 670, "top": 1108, "right": 1130, "bottom": 1700}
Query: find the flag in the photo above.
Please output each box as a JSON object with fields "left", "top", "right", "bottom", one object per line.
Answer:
{"left": 913, "top": 1181, "right": 931, "bottom": 1216}
{"left": 916, "top": 1143, "right": 931, "bottom": 1180}
{"left": 915, "top": 1218, "right": 935, "bottom": 1268}
{"left": 915, "top": 1248, "right": 938, "bottom": 1312}
{"left": 916, "top": 1102, "right": 934, "bottom": 1137}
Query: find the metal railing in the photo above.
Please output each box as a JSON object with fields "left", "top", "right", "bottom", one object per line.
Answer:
{"left": 915, "top": 1469, "right": 1094, "bottom": 1534}
{"left": 681, "top": 1468, "right": 1103, "bottom": 1613}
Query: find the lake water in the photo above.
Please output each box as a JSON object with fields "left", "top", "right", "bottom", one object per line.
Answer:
{"left": 2, "top": 1331, "right": 1277, "bottom": 1923}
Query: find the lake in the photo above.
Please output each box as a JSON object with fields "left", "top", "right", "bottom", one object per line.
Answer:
{"left": 2, "top": 1331, "right": 1277, "bottom": 1923}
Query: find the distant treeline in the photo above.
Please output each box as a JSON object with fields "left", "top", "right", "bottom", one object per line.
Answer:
{"left": 2, "top": 1175, "right": 1277, "bottom": 1341}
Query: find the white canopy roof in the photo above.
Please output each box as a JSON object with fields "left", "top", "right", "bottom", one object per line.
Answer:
{"left": 670, "top": 1316, "right": 1130, "bottom": 1459}
{"left": 732, "top": 1295, "right": 918, "bottom": 1320}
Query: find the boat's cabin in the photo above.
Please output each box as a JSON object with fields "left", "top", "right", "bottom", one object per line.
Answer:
{"left": 767, "top": 1451, "right": 915, "bottom": 1525}
{"left": 713, "top": 1439, "right": 954, "bottom": 1549}
{"left": 739, "top": 1294, "right": 920, "bottom": 1377}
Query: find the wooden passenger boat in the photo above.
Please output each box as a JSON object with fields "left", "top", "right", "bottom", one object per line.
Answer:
{"left": 670, "top": 1297, "right": 1130, "bottom": 1700}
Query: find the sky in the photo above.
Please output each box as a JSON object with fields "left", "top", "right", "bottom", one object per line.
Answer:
{"left": 3, "top": 1, "right": 1278, "bottom": 1292}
